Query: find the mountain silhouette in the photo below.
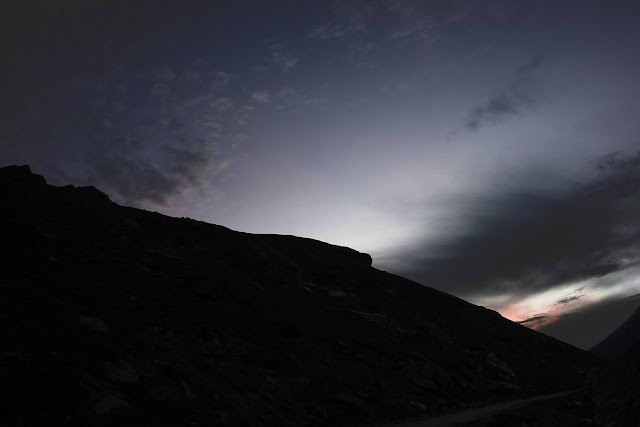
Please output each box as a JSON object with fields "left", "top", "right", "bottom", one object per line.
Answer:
{"left": 588, "top": 304, "right": 640, "bottom": 425}
{"left": 590, "top": 304, "right": 640, "bottom": 359}
{"left": 1, "top": 165, "right": 598, "bottom": 426}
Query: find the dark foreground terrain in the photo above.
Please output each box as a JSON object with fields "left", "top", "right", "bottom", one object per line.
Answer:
{"left": 1, "top": 165, "right": 600, "bottom": 426}
{"left": 587, "top": 306, "right": 640, "bottom": 426}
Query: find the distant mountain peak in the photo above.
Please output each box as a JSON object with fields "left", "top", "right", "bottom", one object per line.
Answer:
{"left": 590, "top": 304, "right": 640, "bottom": 359}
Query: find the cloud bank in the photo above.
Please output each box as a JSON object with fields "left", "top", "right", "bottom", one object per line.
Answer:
{"left": 382, "top": 151, "right": 640, "bottom": 300}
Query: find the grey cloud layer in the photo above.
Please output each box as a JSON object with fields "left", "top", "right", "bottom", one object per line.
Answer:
{"left": 385, "top": 152, "right": 640, "bottom": 298}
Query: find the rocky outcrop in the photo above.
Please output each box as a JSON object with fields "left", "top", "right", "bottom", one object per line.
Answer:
{"left": 0, "top": 165, "right": 597, "bottom": 426}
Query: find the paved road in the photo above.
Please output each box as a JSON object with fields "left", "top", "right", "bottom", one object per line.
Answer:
{"left": 387, "top": 389, "right": 578, "bottom": 426}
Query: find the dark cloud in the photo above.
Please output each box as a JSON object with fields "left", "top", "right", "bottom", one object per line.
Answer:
{"left": 466, "top": 96, "right": 518, "bottom": 131}
{"left": 385, "top": 151, "right": 640, "bottom": 298}
{"left": 556, "top": 295, "right": 582, "bottom": 305}
{"left": 556, "top": 286, "right": 586, "bottom": 305}
{"left": 465, "top": 57, "right": 542, "bottom": 131}
{"left": 517, "top": 314, "right": 548, "bottom": 327}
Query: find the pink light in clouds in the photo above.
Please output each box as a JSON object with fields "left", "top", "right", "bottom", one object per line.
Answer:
{"left": 474, "top": 265, "right": 640, "bottom": 331}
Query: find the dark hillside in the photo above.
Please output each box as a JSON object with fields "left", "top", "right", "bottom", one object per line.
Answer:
{"left": 590, "top": 305, "right": 640, "bottom": 359}
{"left": 0, "top": 165, "right": 597, "bottom": 426}
{"left": 587, "top": 305, "right": 640, "bottom": 425}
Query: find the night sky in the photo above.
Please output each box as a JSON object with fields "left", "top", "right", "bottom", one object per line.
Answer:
{"left": 2, "top": 0, "right": 640, "bottom": 349}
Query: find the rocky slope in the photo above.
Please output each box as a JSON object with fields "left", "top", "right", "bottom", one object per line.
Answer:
{"left": 587, "top": 306, "right": 640, "bottom": 425}
{"left": 1, "top": 165, "right": 597, "bottom": 426}
{"left": 589, "top": 342, "right": 640, "bottom": 426}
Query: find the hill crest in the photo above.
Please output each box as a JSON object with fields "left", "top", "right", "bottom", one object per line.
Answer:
{"left": 0, "top": 164, "right": 597, "bottom": 426}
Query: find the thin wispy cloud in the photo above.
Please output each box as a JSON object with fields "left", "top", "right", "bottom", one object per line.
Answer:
{"left": 309, "top": 23, "right": 351, "bottom": 39}
{"left": 151, "top": 64, "right": 176, "bottom": 82}
{"left": 209, "top": 97, "right": 235, "bottom": 113}
{"left": 308, "top": 1, "right": 373, "bottom": 40}
{"left": 304, "top": 98, "right": 328, "bottom": 105}
{"left": 251, "top": 90, "right": 271, "bottom": 104}
{"left": 211, "top": 72, "right": 232, "bottom": 91}
{"left": 556, "top": 295, "right": 583, "bottom": 305}
{"left": 556, "top": 286, "right": 586, "bottom": 305}
{"left": 465, "top": 57, "right": 543, "bottom": 131}
{"left": 270, "top": 44, "right": 299, "bottom": 71}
